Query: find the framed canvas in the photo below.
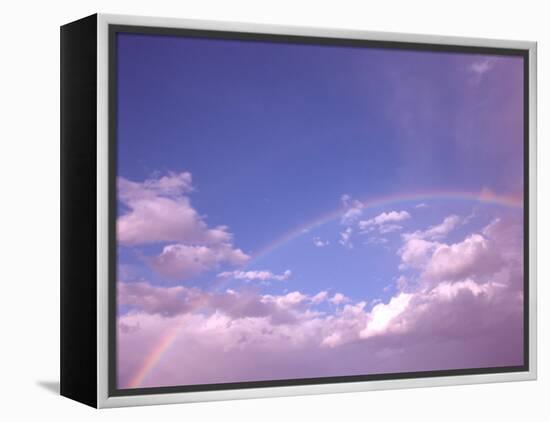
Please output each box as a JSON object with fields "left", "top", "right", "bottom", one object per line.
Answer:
{"left": 60, "top": 13, "right": 537, "bottom": 408}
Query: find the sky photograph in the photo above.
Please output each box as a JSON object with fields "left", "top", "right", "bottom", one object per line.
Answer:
{"left": 115, "top": 32, "right": 525, "bottom": 390}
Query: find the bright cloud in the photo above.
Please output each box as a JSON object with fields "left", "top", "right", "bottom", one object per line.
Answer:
{"left": 398, "top": 237, "right": 440, "bottom": 270}
{"left": 218, "top": 269, "right": 292, "bottom": 282}
{"left": 403, "top": 214, "right": 460, "bottom": 241}
{"left": 118, "top": 172, "right": 233, "bottom": 246}
{"left": 359, "top": 293, "right": 412, "bottom": 339}
{"left": 118, "top": 172, "right": 250, "bottom": 280}
{"left": 150, "top": 243, "right": 249, "bottom": 280}
{"left": 398, "top": 215, "right": 500, "bottom": 278}
{"left": 359, "top": 210, "right": 411, "bottom": 229}
{"left": 424, "top": 234, "right": 503, "bottom": 282}
{"left": 119, "top": 214, "right": 523, "bottom": 387}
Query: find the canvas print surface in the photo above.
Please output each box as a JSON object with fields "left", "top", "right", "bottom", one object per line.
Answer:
{"left": 115, "top": 32, "right": 525, "bottom": 390}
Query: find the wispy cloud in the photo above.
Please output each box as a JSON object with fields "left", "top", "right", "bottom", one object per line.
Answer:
{"left": 402, "top": 214, "right": 460, "bottom": 241}
{"left": 339, "top": 227, "right": 353, "bottom": 249}
{"left": 311, "top": 291, "right": 329, "bottom": 304}
{"left": 313, "top": 237, "right": 329, "bottom": 248}
{"left": 340, "top": 194, "right": 364, "bottom": 225}
{"left": 359, "top": 210, "right": 410, "bottom": 236}
{"left": 365, "top": 236, "right": 388, "bottom": 245}
{"left": 469, "top": 59, "right": 494, "bottom": 76}
{"left": 218, "top": 269, "right": 292, "bottom": 282}
{"left": 379, "top": 224, "right": 402, "bottom": 234}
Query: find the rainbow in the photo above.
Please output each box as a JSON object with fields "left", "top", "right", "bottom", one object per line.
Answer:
{"left": 124, "top": 189, "right": 522, "bottom": 388}
{"left": 126, "top": 318, "right": 187, "bottom": 389}
{"left": 246, "top": 189, "right": 522, "bottom": 265}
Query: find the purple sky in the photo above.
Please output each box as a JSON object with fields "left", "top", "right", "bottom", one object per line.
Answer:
{"left": 115, "top": 32, "right": 525, "bottom": 389}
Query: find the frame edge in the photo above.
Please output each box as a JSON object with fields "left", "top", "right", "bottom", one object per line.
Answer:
{"left": 60, "top": 13, "right": 99, "bottom": 408}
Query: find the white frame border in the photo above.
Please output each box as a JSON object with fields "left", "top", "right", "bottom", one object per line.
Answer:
{"left": 96, "top": 13, "right": 537, "bottom": 408}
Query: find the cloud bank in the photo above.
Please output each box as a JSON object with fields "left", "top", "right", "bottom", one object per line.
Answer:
{"left": 117, "top": 172, "right": 249, "bottom": 280}
{"left": 118, "top": 216, "right": 524, "bottom": 388}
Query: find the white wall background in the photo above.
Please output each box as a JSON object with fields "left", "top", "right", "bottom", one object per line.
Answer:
{"left": 0, "top": 0, "right": 547, "bottom": 420}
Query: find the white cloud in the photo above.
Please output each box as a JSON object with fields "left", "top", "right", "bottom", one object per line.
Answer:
{"left": 150, "top": 243, "right": 249, "bottom": 280}
{"left": 415, "top": 203, "right": 428, "bottom": 209}
{"left": 311, "top": 291, "right": 329, "bottom": 304}
{"left": 118, "top": 171, "right": 193, "bottom": 201}
{"left": 359, "top": 211, "right": 410, "bottom": 231}
{"left": 424, "top": 233, "right": 503, "bottom": 282}
{"left": 142, "top": 172, "right": 194, "bottom": 196}
{"left": 261, "top": 291, "right": 310, "bottom": 310}
{"left": 321, "top": 332, "right": 343, "bottom": 348}
{"left": 118, "top": 282, "right": 192, "bottom": 317}
{"left": 218, "top": 269, "right": 292, "bottom": 282}
{"left": 313, "top": 237, "right": 329, "bottom": 247}
{"left": 339, "top": 227, "right": 353, "bottom": 249}
{"left": 340, "top": 194, "right": 364, "bottom": 225}
{"left": 430, "top": 279, "right": 500, "bottom": 301}
{"left": 118, "top": 281, "right": 318, "bottom": 328}
{"left": 399, "top": 217, "right": 518, "bottom": 290}
{"left": 340, "top": 194, "right": 352, "bottom": 206}
{"left": 118, "top": 217, "right": 524, "bottom": 388}
{"left": 118, "top": 171, "right": 250, "bottom": 280}
{"left": 329, "top": 292, "right": 349, "bottom": 305}
{"left": 396, "top": 275, "right": 409, "bottom": 291}
{"left": 365, "top": 236, "right": 388, "bottom": 245}
{"left": 398, "top": 238, "right": 440, "bottom": 270}
{"left": 379, "top": 224, "right": 402, "bottom": 234}
{"left": 403, "top": 214, "right": 460, "bottom": 241}
{"left": 341, "top": 208, "right": 362, "bottom": 225}
{"left": 359, "top": 293, "right": 412, "bottom": 339}
{"left": 118, "top": 172, "right": 233, "bottom": 246}
{"left": 463, "top": 209, "right": 477, "bottom": 226}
